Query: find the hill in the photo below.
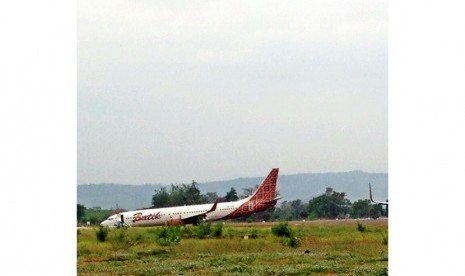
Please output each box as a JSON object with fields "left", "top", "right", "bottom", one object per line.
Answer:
{"left": 77, "top": 171, "right": 387, "bottom": 210}
{"left": 77, "top": 183, "right": 164, "bottom": 210}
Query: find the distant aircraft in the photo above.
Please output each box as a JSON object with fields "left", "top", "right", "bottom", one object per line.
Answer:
{"left": 100, "top": 168, "right": 281, "bottom": 227}
{"left": 369, "top": 183, "right": 388, "bottom": 205}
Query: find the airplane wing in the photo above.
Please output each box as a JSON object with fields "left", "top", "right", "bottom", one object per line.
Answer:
{"left": 369, "top": 184, "right": 388, "bottom": 205}
{"left": 178, "top": 199, "right": 219, "bottom": 225}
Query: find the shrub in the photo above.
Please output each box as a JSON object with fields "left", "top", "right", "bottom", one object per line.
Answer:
{"left": 357, "top": 222, "right": 366, "bottom": 232}
{"left": 287, "top": 236, "right": 301, "bottom": 248}
{"left": 195, "top": 222, "right": 211, "bottom": 239}
{"left": 95, "top": 225, "right": 109, "bottom": 242}
{"left": 156, "top": 226, "right": 181, "bottom": 246}
{"left": 278, "top": 234, "right": 301, "bottom": 248}
{"left": 180, "top": 225, "right": 195, "bottom": 238}
{"left": 249, "top": 229, "right": 259, "bottom": 239}
{"left": 212, "top": 222, "right": 223, "bottom": 238}
{"left": 271, "top": 222, "right": 292, "bottom": 237}
{"left": 272, "top": 222, "right": 301, "bottom": 248}
{"left": 224, "top": 227, "right": 238, "bottom": 239}
{"left": 110, "top": 227, "right": 142, "bottom": 250}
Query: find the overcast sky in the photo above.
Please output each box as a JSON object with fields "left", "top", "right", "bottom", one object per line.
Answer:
{"left": 77, "top": 0, "right": 387, "bottom": 184}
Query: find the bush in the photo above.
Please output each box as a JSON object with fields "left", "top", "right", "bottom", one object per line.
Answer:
{"left": 249, "top": 229, "right": 259, "bottom": 239}
{"left": 272, "top": 222, "right": 301, "bottom": 248}
{"left": 271, "top": 222, "right": 292, "bottom": 238}
{"left": 286, "top": 236, "right": 301, "bottom": 248}
{"left": 224, "top": 227, "right": 238, "bottom": 239}
{"left": 357, "top": 222, "right": 367, "bottom": 232}
{"left": 195, "top": 222, "right": 211, "bottom": 239}
{"left": 156, "top": 226, "right": 181, "bottom": 246}
{"left": 212, "top": 222, "right": 223, "bottom": 238}
{"left": 278, "top": 234, "right": 301, "bottom": 248}
{"left": 95, "top": 225, "right": 109, "bottom": 242}
{"left": 110, "top": 228, "right": 142, "bottom": 250}
{"left": 180, "top": 225, "right": 195, "bottom": 238}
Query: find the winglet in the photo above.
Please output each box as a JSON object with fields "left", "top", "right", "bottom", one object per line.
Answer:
{"left": 369, "top": 183, "right": 388, "bottom": 205}
{"left": 369, "top": 183, "right": 374, "bottom": 202}
{"left": 206, "top": 198, "right": 219, "bottom": 214}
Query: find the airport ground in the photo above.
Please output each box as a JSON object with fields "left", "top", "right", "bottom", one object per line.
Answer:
{"left": 77, "top": 218, "right": 388, "bottom": 275}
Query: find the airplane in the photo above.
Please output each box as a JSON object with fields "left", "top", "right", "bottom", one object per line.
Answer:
{"left": 369, "top": 183, "right": 388, "bottom": 206}
{"left": 100, "top": 168, "right": 281, "bottom": 227}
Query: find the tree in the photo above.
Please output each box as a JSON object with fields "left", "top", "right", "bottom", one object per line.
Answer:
{"left": 77, "top": 204, "right": 86, "bottom": 222}
{"left": 350, "top": 199, "right": 384, "bottom": 219}
{"left": 152, "top": 187, "right": 170, "bottom": 208}
{"left": 225, "top": 187, "right": 238, "bottom": 202}
{"left": 206, "top": 192, "right": 219, "bottom": 203}
{"left": 369, "top": 204, "right": 384, "bottom": 219}
{"left": 260, "top": 206, "right": 275, "bottom": 222}
{"left": 273, "top": 201, "right": 293, "bottom": 221}
{"left": 83, "top": 208, "right": 112, "bottom": 225}
{"left": 240, "top": 185, "right": 259, "bottom": 199}
{"left": 307, "top": 188, "right": 351, "bottom": 219}
{"left": 290, "top": 199, "right": 308, "bottom": 220}
{"left": 271, "top": 200, "right": 309, "bottom": 221}
{"left": 350, "top": 199, "right": 372, "bottom": 218}
{"left": 151, "top": 181, "right": 208, "bottom": 208}
{"left": 183, "top": 181, "right": 207, "bottom": 205}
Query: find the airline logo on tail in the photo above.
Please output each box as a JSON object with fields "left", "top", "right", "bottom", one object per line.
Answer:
{"left": 224, "top": 168, "right": 279, "bottom": 219}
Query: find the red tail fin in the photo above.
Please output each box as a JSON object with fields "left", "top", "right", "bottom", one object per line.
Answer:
{"left": 249, "top": 168, "right": 279, "bottom": 202}
{"left": 223, "top": 168, "right": 279, "bottom": 220}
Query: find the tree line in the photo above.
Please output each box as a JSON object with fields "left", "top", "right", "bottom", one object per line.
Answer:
{"left": 77, "top": 182, "right": 387, "bottom": 225}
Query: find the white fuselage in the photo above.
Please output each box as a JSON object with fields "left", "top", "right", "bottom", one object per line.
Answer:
{"left": 100, "top": 198, "right": 248, "bottom": 227}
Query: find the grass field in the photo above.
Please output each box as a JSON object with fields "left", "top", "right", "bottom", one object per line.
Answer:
{"left": 77, "top": 219, "right": 388, "bottom": 275}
